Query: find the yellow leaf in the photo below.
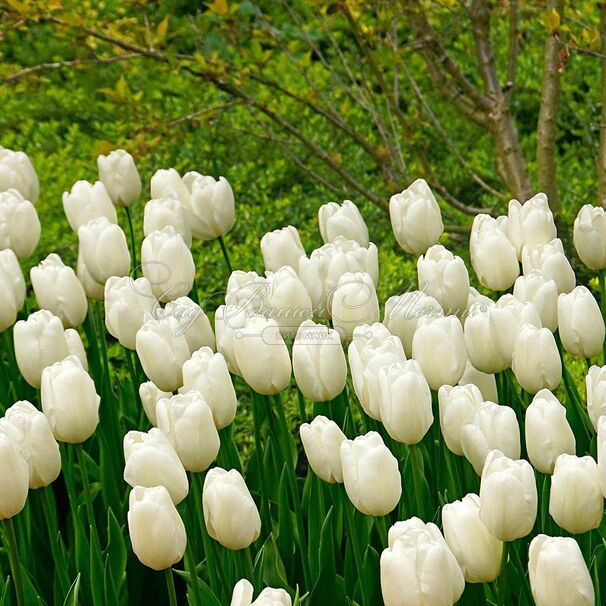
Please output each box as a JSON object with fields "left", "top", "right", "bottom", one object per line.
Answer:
{"left": 156, "top": 16, "right": 169, "bottom": 41}
{"left": 548, "top": 8, "right": 560, "bottom": 32}
{"left": 207, "top": 0, "right": 228, "bottom": 15}
{"left": 115, "top": 75, "right": 127, "bottom": 99}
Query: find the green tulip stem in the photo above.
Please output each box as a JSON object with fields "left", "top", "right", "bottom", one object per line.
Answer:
{"left": 124, "top": 205, "right": 138, "bottom": 278}
{"left": 3, "top": 517, "right": 24, "bottom": 606}
{"left": 374, "top": 515, "right": 388, "bottom": 546}
{"left": 75, "top": 444, "right": 100, "bottom": 550}
{"left": 409, "top": 444, "right": 426, "bottom": 519}
{"left": 242, "top": 547, "right": 254, "bottom": 581}
{"left": 184, "top": 542, "right": 202, "bottom": 606}
{"left": 600, "top": 269, "right": 606, "bottom": 363}
{"left": 217, "top": 235, "right": 233, "bottom": 274}
{"left": 165, "top": 568, "right": 178, "bottom": 606}
{"left": 250, "top": 390, "right": 271, "bottom": 530}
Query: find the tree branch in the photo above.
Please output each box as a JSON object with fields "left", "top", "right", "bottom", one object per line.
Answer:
{"left": 598, "top": 3, "right": 606, "bottom": 207}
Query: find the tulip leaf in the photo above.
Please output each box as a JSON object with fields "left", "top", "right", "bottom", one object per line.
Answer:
{"left": 277, "top": 465, "right": 295, "bottom": 575}
{"left": 198, "top": 580, "right": 222, "bottom": 606}
{"left": 104, "top": 507, "right": 127, "bottom": 594}
{"left": 259, "top": 534, "right": 292, "bottom": 592}
{"left": 62, "top": 574, "right": 81, "bottom": 606}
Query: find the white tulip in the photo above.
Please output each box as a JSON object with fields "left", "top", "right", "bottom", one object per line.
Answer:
{"left": 230, "top": 580, "right": 292, "bottom": 606}
{"left": 574, "top": 204, "right": 606, "bottom": 270}
{"left": 598, "top": 416, "right": 606, "bottom": 497}
{"left": 163, "top": 296, "right": 215, "bottom": 353}
{"left": 318, "top": 199, "right": 369, "bottom": 247}
{"left": 331, "top": 272, "right": 379, "bottom": 340}
{"left": 0, "top": 188, "right": 40, "bottom": 259}
{"left": 558, "top": 286, "right": 605, "bottom": 359}
{"left": 0, "top": 248, "right": 25, "bottom": 332}
{"left": 265, "top": 266, "right": 313, "bottom": 335}
{"left": 225, "top": 270, "right": 268, "bottom": 311}
{"left": 0, "top": 427, "right": 29, "bottom": 520}
{"left": 389, "top": 178, "right": 444, "bottom": 255}
{"left": 143, "top": 197, "right": 191, "bottom": 247}
{"left": 292, "top": 320, "right": 347, "bottom": 402}
{"left": 77, "top": 248, "right": 105, "bottom": 301}
{"left": 464, "top": 302, "right": 509, "bottom": 374}
{"left": 0, "top": 147, "right": 39, "bottom": 202}
{"left": 299, "top": 415, "right": 346, "bottom": 483}
{"left": 150, "top": 168, "right": 189, "bottom": 204}
{"left": 340, "top": 432, "right": 401, "bottom": 516}
{"left": 123, "top": 428, "right": 189, "bottom": 504}
{"left": 525, "top": 390, "right": 576, "bottom": 474}
{"left": 522, "top": 238, "right": 575, "bottom": 294}
{"left": 215, "top": 304, "right": 261, "bottom": 376}
{"left": 513, "top": 270, "right": 558, "bottom": 331}
{"left": 508, "top": 193, "right": 557, "bottom": 259}
{"left": 588, "top": 366, "right": 606, "bottom": 431}
{"left": 62, "top": 180, "right": 117, "bottom": 233}
{"left": 97, "top": 149, "right": 142, "bottom": 207}
{"left": 458, "top": 360, "right": 498, "bottom": 403}
{"left": 260, "top": 225, "right": 306, "bottom": 273}
{"left": 438, "top": 383, "right": 484, "bottom": 456}
{"left": 138, "top": 381, "right": 171, "bottom": 426}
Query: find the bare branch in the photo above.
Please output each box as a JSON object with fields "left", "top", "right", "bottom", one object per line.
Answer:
{"left": 598, "top": 3, "right": 606, "bottom": 207}
{"left": 504, "top": 0, "right": 519, "bottom": 102}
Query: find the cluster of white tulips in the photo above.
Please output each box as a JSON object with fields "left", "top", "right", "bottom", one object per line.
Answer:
{"left": 1, "top": 143, "right": 606, "bottom": 606}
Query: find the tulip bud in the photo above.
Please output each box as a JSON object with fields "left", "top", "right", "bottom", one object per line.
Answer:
{"left": 265, "top": 266, "right": 313, "bottom": 335}
{"left": 298, "top": 237, "right": 378, "bottom": 317}
{"left": 379, "top": 360, "right": 433, "bottom": 444}
{"left": 458, "top": 360, "right": 498, "bottom": 403}
{"left": 319, "top": 199, "right": 369, "bottom": 247}
{"left": 232, "top": 316, "right": 292, "bottom": 395}
{"left": 0, "top": 426, "right": 29, "bottom": 520}
{"left": 598, "top": 416, "right": 606, "bottom": 497}
{"left": 0, "top": 147, "right": 39, "bottom": 202}
{"left": 225, "top": 270, "right": 268, "bottom": 311}
{"left": 525, "top": 390, "right": 575, "bottom": 474}
{"left": 104, "top": 276, "right": 156, "bottom": 350}
{"left": 292, "top": 320, "right": 347, "bottom": 402}
{"left": 163, "top": 296, "right": 215, "bottom": 353}
{"left": 150, "top": 168, "right": 189, "bottom": 204}
{"left": 513, "top": 270, "right": 558, "bottom": 331}
{"left": 299, "top": 415, "right": 346, "bottom": 483}
{"left": 181, "top": 347, "right": 237, "bottom": 429}
{"left": 139, "top": 381, "right": 171, "bottom": 426}
{"left": 588, "top": 366, "right": 606, "bottom": 431}
{"left": 389, "top": 179, "right": 444, "bottom": 255}
{"left": 574, "top": 204, "right": 606, "bottom": 270}
{"left": 127, "top": 485, "right": 186, "bottom": 570}
{"left": 470, "top": 214, "right": 520, "bottom": 291}
{"left": 0, "top": 248, "right": 25, "bottom": 332}
{"left": 528, "top": 534, "right": 594, "bottom": 606}
{"left": 141, "top": 226, "right": 195, "bottom": 303}
{"left": 14, "top": 310, "right": 86, "bottom": 388}
{"left": 156, "top": 392, "right": 220, "bottom": 473}
{"left": 442, "top": 493, "right": 503, "bottom": 583}
{"left": 230, "top": 580, "right": 292, "bottom": 606}
{"left": 143, "top": 198, "right": 192, "bottom": 247}
{"left": 489, "top": 294, "right": 541, "bottom": 366}
{"left": 41, "top": 356, "right": 100, "bottom": 443}
{"left": 78, "top": 217, "right": 131, "bottom": 284}
{"left": 417, "top": 245, "right": 470, "bottom": 314}
{"left": 479, "top": 450, "right": 537, "bottom": 541}
{"left": 215, "top": 304, "right": 260, "bottom": 375}
{"left": 508, "top": 193, "right": 557, "bottom": 259}
{"left": 340, "top": 432, "right": 401, "bottom": 516}
{"left": 30, "top": 254, "right": 88, "bottom": 328}
{"left": 522, "top": 238, "right": 575, "bottom": 294}
{"left": 123, "top": 428, "right": 189, "bottom": 504}
{"left": 181, "top": 172, "right": 236, "bottom": 240}
{"left": 464, "top": 302, "right": 509, "bottom": 374}
{"left": 4, "top": 400, "right": 61, "bottom": 489}
{"left": 0, "top": 188, "right": 40, "bottom": 259}
{"left": 549, "top": 454, "right": 603, "bottom": 534}
{"left": 512, "top": 324, "right": 561, "bottom": 394}
{"left": 331, "top": 272, "right": 379, "bottom": 340}
{"left": 383, "top": 291, "right": 443, "bottom": 357}
{"left": 381, "top": 517, "right": 464, "bottom": 606}
{"left": 203, "top": 467, "right": 261, "bottom": 550}
{"left": 412, "top": 316, "right": 466, "bottom": 390}
{"left": 349, "top": 323, "right": 406, "bottom": 419}
{"left": 466, "top": 286, "right": 494, "bottom": 311}
{"left": 135, "top": 314, "right": 190, "bottom": 392}
{"left": 260, "top": 226, "right": 306, "bottom": 273}
{"left": 77, "top": 248, "right": 105, "bottom": 301}
{"left": 62, "top": 180, "right": 117, "bottom": 233}
{"left": 97, "top": 149, "right": 142, "bottom": 207}
{"left": 461, "top": 403, "right": 521, "bottom": 475}
{"left": 438, "top": 383, "right": 484, "bottom": 456}
{"left": 558, "top": 286, "right": 605, "bottom": 359}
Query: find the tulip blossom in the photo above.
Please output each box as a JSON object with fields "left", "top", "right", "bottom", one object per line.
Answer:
{"left": 0, "top": 426, "right": 30, "bottom": 520}
{"left": 417, "top": 244, "right": 470, "bottom": 314}
{"left": 30, "top": 253, "right": 88, "bottom": 328}
{"left": 0, "top": 147, "right": 39, "bottom": 202}
{"left": 181, "top": 347, "right": 237, "bottom": 429}
{"left": 318, "top": 199, "right": 369, "bottom": 247}
{"left": 41, "top": 356, "right": 100, "bottom": 444}
{"left": 528, "top": 534, "right": 594, "bottom": 606}
{"left": 381, "top": 517, "right": 464, "bottom": 606}
{"left": 0, "top": 188, "right": 41, "bottom": 259}
{"left": 573, "top": 204, "right": 606, "bottom": 270}
{"left": 4, "top": 400, "right": 61, "bottom": 489}
{"left": 127, "top": 486, "right": 186, "bottom": 570}
{"left": 507, "top": 193, "right": 556, "bottom": 259}
{"left": 77, "top": 248, "right": 105, "bottom": 301}
{"left": 331, "top": 271, "right": 379, "bottom": 340}
{"left": 522, "top": 238, "right": 575, "bottom": 294}
{"left": 62, "top": 180, "right": 117, "bottom": 232}
{"left": 589, "top": 366, "right": 606, "bottom": 432}
{"left": 470, "top": 214, "right": 519, "bottom": 291}
{"left": 138, "top": 381, "right": 171, "bottom": 427}
{"left": 513, "top": 270, "right": 558, "bottom": 331}
{"left": 203, "top": 467, "right": 261, "bottom": 550}
{"left": 143, "top": 197, "right": 191, "bottom": 247}
{"left": 292, "top": 320, "right": 347, "bottom": 402}
{"left": 412, "top": 315, "right": 466, "bottom": 390}
{"left": 549, "top": 454, "right": 603, "bottom": 534}
{"left": 265, "top": 266, "right": 313, "bottom": 335}
{"left": 389, "top": 178, "right": 444, "bottom": 255}
{"left": 215, "top": 304, "right": 261, "bottom": 376}
{"left": 299, "top": 416, "right": 346, "bottom": 483}
{"left": 230, "top": 579, "right": 292, "bottom": 606}
{"left": 479, "top": 450, "right": 537, "bottom": 541}
{"left": 458, "top": 360, "right": 498, "bottom": 403}
{"left": 442, "top": 493, "right": 503, "bottom": 583}
{"left": 163, "top": 296, "right": 215, "bottom": 353}
{"left": 464, "top": 302, "right": 509, "bottom": 374}
{"left": 0, "top": 248, "right": 26, "bottom": 332}
{"left": 525, "top": 390, "right": 575, "bottom": 474}
{"left": 598, "top": 416, "right": 606, "bottom": 497}
{"left": 558, "top": 286, "right": 605, "bottom": 359}
{"left": 97, "top": 149, "right": 142, "bottom": 207}
{"left": 123, "top": 428, "right": 189, "bottom": 504}
{"left": 340, "top": 432, "right": 401, "bottom": 516}
{"left": 438, "top": 383, "right": 484, "bottom": 456}
{"left": 260, "top": 225, "right": 306, "bottom": 273}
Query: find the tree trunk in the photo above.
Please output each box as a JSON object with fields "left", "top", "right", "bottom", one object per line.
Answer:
{"left": 537, "top": 0, "right": 564, "bottom": 213}
{"left": 599, "top": 3, "right": 606, "bottom": 207}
